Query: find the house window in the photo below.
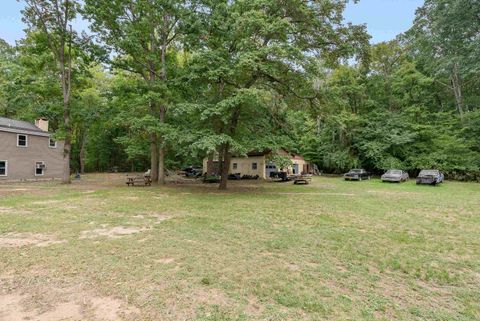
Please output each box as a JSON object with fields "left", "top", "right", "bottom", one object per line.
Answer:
{"left": 232, "top": 163, "right": 238, "bottom": 170}
{"left": 17, "top": 134, "right": 28, "bottom": 147}
{"left": 0, "top": 161, "right": 7, "bottom": 176}
{"left": 49, "top": 138, "right": 57, "bottom": 148}
{"left": 252, "top": 162, "right": 258, "bottom": 170}
{"left": 35, "top": 161, "right": 46, "bottom": 176}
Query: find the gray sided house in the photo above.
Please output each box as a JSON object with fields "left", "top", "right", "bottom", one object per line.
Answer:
{"left": 0, "top": 117, "right": 64, "bottom": 181}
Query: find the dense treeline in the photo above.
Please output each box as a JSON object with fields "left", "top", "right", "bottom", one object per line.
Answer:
{"left": 0, "top": 0, "right": 478, "bottom": 187}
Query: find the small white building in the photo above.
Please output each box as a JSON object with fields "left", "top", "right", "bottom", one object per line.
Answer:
{"left": 203, "top": 149, "right": 313, "bottom": 179}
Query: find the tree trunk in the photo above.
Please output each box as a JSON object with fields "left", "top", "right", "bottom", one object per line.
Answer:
{"left": 207, "top": 152, "right": 215, "bottom": 175}
{"left": 62, "top": 103, "right": 71, "bottom": 184}
{"left": 158, "top": 106, "right": 166, "bottom": 185}
{"left": 62, "top": 143, "right": 71, "bottom": 182}
{"left": 79, "top": 130, "right": 87, "bottom": 174}
{"left": 219, "top": 143, "right": 231, "bottom": 190}
{"left": 156, "top": 103, "right": 167, "bottom": 184}
{"left": 158, "top": 144, "right": 166, "bottom": 184}
{"left": 217, "top": 144, "right": 224, "bottom": 175}
{"left": 150, "top": 133, "right": 159, "bottom": 181}
{"left": 60, "top": 52, "right": 71, "bottom": 184}
{"left": 451, "top": 62, "right": 464, "bottom": 123}
{"left": 147, "top": 65, "right": 159, "bottom": 182}
{"left": 218, "top": 107, "right": 241, "bottom": 190}
{"left": 157, "top": 20, "right": 168, "bottom": 185}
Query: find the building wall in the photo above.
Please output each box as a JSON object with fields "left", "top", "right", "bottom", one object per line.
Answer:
{"left": 202, "top": 156, "right": 267, "bottom": 178}
{"left": 201, "top": 151, "right": 312, "bottom": 179}
{"left": 0, "top": 131, "right": 64, "bottom": 181}
{"left": 273, "top": 150, "right": 312, "bottom": 175}
{"left": 230, "top": 156, "right": 266, "bottom": 178}
{"left": 284, "top": 158, "right": 311, "bottom": 175}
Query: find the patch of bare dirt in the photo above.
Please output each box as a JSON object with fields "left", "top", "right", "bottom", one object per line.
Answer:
{"left": 31, "top": 200, "right": 62, "bottom": 205}
{"left": 286, "top": 263, "right": 301, "bottom": 271}
{"left": 90, "top": 296, "right": 139, "bottom": 320}
{"left": 79, "top": 226, "right": 149, "bottom": 239}
{"left": 0, "top": 233, "right": 65, "bottom": 248}
{"left": 155, "top": 258, "right": 175, "bottom": 264}
{"left": 268, "top": 192, "right": 356, "bottom": 196}
{"left": 0, "top": 206, "right": 13, "bottom": 213}
{"left": 244, "top": 295, "right": 265, "bottom": 317}
{"left": 0, "top": 285, "right": 140, "bottom": 321}
{"left": 125, "top": 196, "right": 139, "bottom": 201}
{"left": 192, "top": 287, "right": 232, "bottom": 306}
{"left": 132, "top": 213, "right": 172, "bottom": 224}
{"left": 153, "top": 194, "right": 170, "bottom": 199}
{"left": 367, "top": 190, "right": 420, "bottom": 197}
{"left": 151, "top": 214, "right": 171, "bottom": 223}
{"left": 0, "top": 185, "right": 51, "bottom": 197}
{"left": 372, "top": 273, "right": 457, "bottom": 316}
{"left": 0, "top": 207, "right": 33, "bottom": 215}
{"left": 160, "top": 287, "right": 232, "bottom": 320}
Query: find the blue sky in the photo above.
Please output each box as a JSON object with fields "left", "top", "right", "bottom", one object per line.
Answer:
{"left": 344, "top": 0, "right": 424, "bottom": 43}
{"left": 1, "top": 0, "right": 423, "bottom": 45}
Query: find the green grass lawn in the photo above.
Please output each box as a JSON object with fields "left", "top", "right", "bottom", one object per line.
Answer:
{"left": 1, "top": 174, "right": 479, "bottom": 320}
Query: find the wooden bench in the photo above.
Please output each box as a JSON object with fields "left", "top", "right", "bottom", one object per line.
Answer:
{"left": 126, "top": 175, "right": 152, "bottom": 186}
{"left": 293, "top": 174, "right": 312, "bottom": 185}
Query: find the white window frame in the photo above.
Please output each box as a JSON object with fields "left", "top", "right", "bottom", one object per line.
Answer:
{"left": 232, "top": 163, "right": 238, "bottom": 170}
{"left": 17, "top": 134, "right": 28, "bottom": 147}
{"left": 0, "top": 160, "right": 7, "bottom": 177}
{"left": 35, "top": 161, "right": 46, "bottom": 176}
{"left": 49, "top": 138, "right": 57, "bottom": 148}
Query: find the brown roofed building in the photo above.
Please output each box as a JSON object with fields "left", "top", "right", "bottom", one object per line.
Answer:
{"left": 0, "top": 117, "right": 64, "bottom": 181}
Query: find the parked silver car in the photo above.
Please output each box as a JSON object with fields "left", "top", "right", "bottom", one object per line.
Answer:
{"left": 381, "top": 169, "right": 409, "bottom": 183}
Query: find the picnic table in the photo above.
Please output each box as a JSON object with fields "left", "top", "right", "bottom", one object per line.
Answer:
{"left": 293, "top": 174, "right": 313, "bottom": 185}
{"left": 126, "top": 175, "right": 152, "bottom": 186}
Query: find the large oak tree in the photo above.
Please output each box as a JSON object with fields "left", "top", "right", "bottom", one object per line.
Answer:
{"left": 185, "top": 0, "right": 368, "bottom": 189}
{"left": 83, "top": 0, "right": 196, "bottom": 184}
{"left": 22, "top": 0, "right": 80, "bottom": 183}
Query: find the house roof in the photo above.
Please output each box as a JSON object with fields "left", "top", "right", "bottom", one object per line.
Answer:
{"left": 242, "top": 149, "right": 305, "bottom": 160}
{"left": 0, "top": 117, "right": 49, "bottom": 136}
{"left": 246, "top": 150, "right": 272, "bottom": 157}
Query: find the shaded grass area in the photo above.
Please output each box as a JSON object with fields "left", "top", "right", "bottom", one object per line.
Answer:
{"left": 1, "top": 175, "right": 479, "bottom": 320}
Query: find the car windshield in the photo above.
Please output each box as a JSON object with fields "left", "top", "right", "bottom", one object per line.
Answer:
{"left": 386, "top": 170, "right": 402, "bottom": 175}
{"left": 350, "top": 169, "right": 362, "bottom": 173}
{"left": 420, "top": 170, "right": 438, "bottom": 176}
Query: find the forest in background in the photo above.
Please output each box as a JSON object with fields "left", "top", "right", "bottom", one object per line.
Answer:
{"left": 1, "top": 0, "right": 479, "bottom": 187}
